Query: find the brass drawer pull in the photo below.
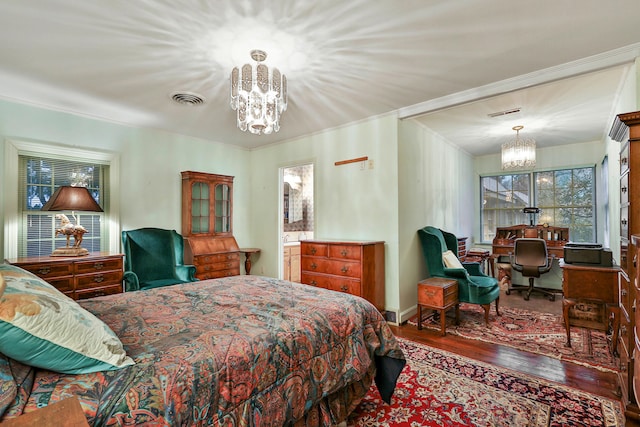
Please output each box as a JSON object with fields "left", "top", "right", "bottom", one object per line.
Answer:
{"left": 311, "top": 262, "right": 317, "bottom": 270}
{"left": 341, "top": 265, "right": 349, "bottom": 273}
{"left": 340, "top": 284, "right": 348, "bottom": 291}
{"left": 310, "top": 247, "right": 317, "bottom": 255}
{"left": 310, "top": 280, "right": 317, "bottom": 286}
{"left": 622, "top": 186, "right": 628, "bottom": 193}
{"left": 93, "top": 275, "right": 105, "bottom": 283}
{"left": 622, "top": 218, "right": 628, "bottom": 226}
{"left": 93, "top": 262, "right": 104, "bottom": 270}
{"left": 37, "top": 267, "right": 51, "bottom": 275}
{"left": 341, "top": 249, "right": 348, "bottom": 257}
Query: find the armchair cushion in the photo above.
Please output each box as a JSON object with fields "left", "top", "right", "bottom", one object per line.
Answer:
{"left": 122, "top": 228, "right": 197, "bottom": 291}
{"left": 442, "top": 250, "right": 464, "bottom": 269}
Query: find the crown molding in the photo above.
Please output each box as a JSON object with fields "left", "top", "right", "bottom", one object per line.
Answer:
{"left": 398, "top": 43, "right": 640, "bottom": 120}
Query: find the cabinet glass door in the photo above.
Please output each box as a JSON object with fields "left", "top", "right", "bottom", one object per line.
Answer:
{"left": 191, "top": 182, "right": 210, "bottom": 233}
{"left": 214, "top": 183, "right": 230, "bottom": 233}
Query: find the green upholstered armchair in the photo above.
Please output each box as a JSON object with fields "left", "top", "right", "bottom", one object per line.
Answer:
{"left": 122, "top": 227, "right": 197, "bottom": 291}
{"left": 418, "top": 226, "right": 500, "bottom": 325}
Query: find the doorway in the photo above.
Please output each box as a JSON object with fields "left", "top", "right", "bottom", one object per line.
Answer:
{"left": 280, "top": 163, "right": 314, "bottom": 281}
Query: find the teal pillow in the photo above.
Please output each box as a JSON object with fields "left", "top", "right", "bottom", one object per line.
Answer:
{"left": 0, "top": 264, "right": 134, "bottom": 374}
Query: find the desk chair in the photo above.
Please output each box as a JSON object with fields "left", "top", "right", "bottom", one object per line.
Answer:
{"left": 508, "top": 238, "right": 558, "bottom": 301}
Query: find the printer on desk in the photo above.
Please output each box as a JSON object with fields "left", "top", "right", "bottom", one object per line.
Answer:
{"left": 563, "top": 242, "right": 613, "bottom": 267}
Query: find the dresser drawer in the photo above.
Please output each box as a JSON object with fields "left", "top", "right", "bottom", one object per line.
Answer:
{"left": 75, "top": 257, "right": 122, "bottom": 274}
{"left": 301, "top": 273, "right": 362, "bottom": 296}
{"left": 621, "top": 205, "right": 629, "bottom": 238}
{"left": 197, "top": 268, "right": 239, "bottom": 280}
{"left": 620, "top": 272, "right": 632, "bottom": 317}
{"left": 76, "top": 284, "right": 123, "bottom": 299}
{"left": 76, "top": 270, "right": 123, "bottom": 290}
{"left": 46, "top": 276, "right": 75, "bottom": 293}
{"left": 621, "top": 172, "right": 629, "bottom": 205}
{"left": 328, "top": 245, "right": 362, "bottom": 261}
{"left": 19, "top": 262, "right": 72, "bottom": 279}
{"left": 301, "top": 258, "right": 361, "bottom": 278}
{"left": 301, "top": 243, "right": 328, "bottom": 257}
{"left": 194, "top": 253, "right": 239, "bottom": 265}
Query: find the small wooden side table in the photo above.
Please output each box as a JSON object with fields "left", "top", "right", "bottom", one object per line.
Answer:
{"left": 239, "top": 248, "right": 261, "bottom": 275}
{"left": 417, "top": 277, "right": 459, "bottom": 336}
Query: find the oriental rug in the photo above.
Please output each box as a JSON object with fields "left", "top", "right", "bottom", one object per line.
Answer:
{"left": 407, "top": 303, "right": 617, "bottom": 372}
{"left": 349, "top": 338, "right": 624, "bottom": 426}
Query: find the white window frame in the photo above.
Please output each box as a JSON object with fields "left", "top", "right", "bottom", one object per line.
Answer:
{"left": 3, "top": 139, "right": 120, "bottom": 259}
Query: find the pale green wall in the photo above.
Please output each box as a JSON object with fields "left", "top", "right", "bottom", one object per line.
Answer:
{"left": 396, "top": 119, "right": 475, "bottom": 322}
{"left": 0, "top": 99, "right": 252, "bottom": 262}
{"left": 247, "top": 114, "right": 402, "bottom": 314}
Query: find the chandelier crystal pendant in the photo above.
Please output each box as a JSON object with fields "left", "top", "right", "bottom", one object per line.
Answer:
{"left": 501, "top": 125, "right": 536, "bottom": 170}
{"left": 230, "top": 50, "right": 288, "bottom": 135}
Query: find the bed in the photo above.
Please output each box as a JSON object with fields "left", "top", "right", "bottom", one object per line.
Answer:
{"left": 0, "top": 265, "right": 405, "bottom": 426}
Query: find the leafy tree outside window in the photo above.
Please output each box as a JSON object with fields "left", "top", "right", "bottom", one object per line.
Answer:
{"left": 480, "top": 166, "right": 595, "bottom": 243}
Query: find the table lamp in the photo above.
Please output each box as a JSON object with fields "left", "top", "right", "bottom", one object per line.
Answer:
{"left": 41, "top": 186, "right": 103, "bottom": 257}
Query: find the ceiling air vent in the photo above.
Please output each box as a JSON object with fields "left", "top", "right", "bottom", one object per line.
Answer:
{"left": 487, "top": 107, "right": 521, "bottom": 118}
{"left": 170, "top": 92, "right": 205, "bottom": 106}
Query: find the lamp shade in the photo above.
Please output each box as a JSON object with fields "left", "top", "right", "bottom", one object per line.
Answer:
{"left": 41, "top": 186, "right": 103, "bottom": 212}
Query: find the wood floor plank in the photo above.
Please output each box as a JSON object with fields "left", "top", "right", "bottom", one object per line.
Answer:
{"left": 390, "top": 323, "right": 621, "bottom": 401}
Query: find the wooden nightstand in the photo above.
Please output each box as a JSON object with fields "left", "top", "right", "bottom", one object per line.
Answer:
{"left": 417, "top": 277, "right": 459, "bottom": 335}
{"left": 6, "top": 252, "right": 124, "bottom": 300}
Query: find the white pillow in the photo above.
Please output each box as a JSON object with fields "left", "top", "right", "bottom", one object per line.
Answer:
{"left": 442, "top": 250, "right": 464, "bottom": 269}
{"left": 0, "top": 263, "right": 134, "bottom": 374}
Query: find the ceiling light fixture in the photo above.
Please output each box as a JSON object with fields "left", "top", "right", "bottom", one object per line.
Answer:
{"left": 230, "top": 49, "right": 287, "bottom": 135}
{"left": 501, "top": 125, "right": 536, "bottom": 170}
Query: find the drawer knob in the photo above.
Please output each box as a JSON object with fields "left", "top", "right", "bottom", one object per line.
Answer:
{"left": 310, "top": 247, "right": 317, "bottom": 255}
{"left": 94, "top": 275, "right": 105, "bottom": 283}
{"left": 341, "top": 265, "right": 349, "bottom": 273}
{"left": 622, "top": 218, "right": 628, "bottom": 226}
{"left": 621, "top": 157, "right": 628, "bottom": 165}
{"left": 37, "top": 267, "right": 51, "bottom": 275}
{"left": 310, "top": 280, "right": 317, "bottom": 286}
{"left": 621, "top": 288, "right": 627, "bottom": 296}
{"left": 621, "top": 186, "right": 628, "bottom": 194}
{"left": 340, "top": 284, "right": 348, "bottom": 291}
{"left": 341, "top": 249, "right": 348, "bottom": 257}
{"left": 93, "top": 262, "right": 104, "bottom": 270}
{"left": 311, "top": 262, "right": 317, "bottom": 270}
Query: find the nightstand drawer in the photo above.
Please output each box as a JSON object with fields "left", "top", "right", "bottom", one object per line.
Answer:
{"left": 418, "top": 278, "right": 458, "bottom": 308}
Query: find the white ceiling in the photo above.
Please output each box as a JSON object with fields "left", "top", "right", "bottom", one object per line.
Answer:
{"left": 1, "top": 1, "right": 640, "bottom": 155}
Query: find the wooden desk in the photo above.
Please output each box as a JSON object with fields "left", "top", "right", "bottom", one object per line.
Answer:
{"left": 559, "top": 260, "right": 620, "bottom": 354}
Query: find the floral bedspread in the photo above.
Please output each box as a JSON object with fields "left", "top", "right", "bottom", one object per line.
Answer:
{"left": 1, "top": 275, "right": 405, "bottom": 426}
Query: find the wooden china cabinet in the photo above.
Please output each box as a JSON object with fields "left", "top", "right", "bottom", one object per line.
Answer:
{"left": 181, "top": 171, "right": 240, "bottom": 280}
{"left": 609, "top": 111, "right": 640, "bottom": 422}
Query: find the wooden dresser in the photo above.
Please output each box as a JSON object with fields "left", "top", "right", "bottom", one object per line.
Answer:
{"left": 610, "top": 111, "right": 640, "bottom": 422}
{"left": 300, "top": 240, "right": 385, "bottom": 312}
{"left": 6, "top": 252, "right": 124, "bottom": 300}
{"left": 181, "top": 171, "right": 240, "bottom": 279}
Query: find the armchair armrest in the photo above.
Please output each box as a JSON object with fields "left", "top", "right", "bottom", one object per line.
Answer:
{"left": 175, "top": 265, "right": 198, "bottom": 282}
{"left": 123, "top": 271, "right": 141, "bottom": 292}
{"left": 443, "top": 267, "right": 469, "bottom": 279}
{"left": 462, "top": 262, "right": 484, "bottom": 276}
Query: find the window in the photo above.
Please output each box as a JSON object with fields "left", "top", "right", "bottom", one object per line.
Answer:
{"left": 481, "top": 166, "right": 595, "bottom": 243}
{"left": 480, "top": 173, "right": 530, "bottom": 242}
{"left": 19, "top": 155, "right": 109, "bottom": 257}
{"left": 535, "top": 168, "right": 595, "bottom": 242}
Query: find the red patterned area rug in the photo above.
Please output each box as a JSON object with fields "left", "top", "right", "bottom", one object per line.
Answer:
{"left": 349, "top": 338, "right": 624, "bottom": 426}
{"left": 406, "top": 303, "right": 617, "bottom": 373}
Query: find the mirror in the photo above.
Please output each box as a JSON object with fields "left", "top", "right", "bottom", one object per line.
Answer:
{"left": 283, "top": 164, "right": 314, "bottom": 233}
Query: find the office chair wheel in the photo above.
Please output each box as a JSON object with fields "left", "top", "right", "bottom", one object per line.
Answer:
{"left": 524, "top": 294, "right": 530, "bottom": 301}
{"left": 548, "top": 295, "right": 556, "bottom": 302}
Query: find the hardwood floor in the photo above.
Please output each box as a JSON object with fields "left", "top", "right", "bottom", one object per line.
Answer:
{"left": 389, "top": 314, "right": 621, "bottom": 403}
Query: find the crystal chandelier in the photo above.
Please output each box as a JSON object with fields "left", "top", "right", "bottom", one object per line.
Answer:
{"left": 501, "top": 125, "right": 536, "bottom": 170}
{"left": 230, "top": 50, "right": 287, "bottom": 135}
